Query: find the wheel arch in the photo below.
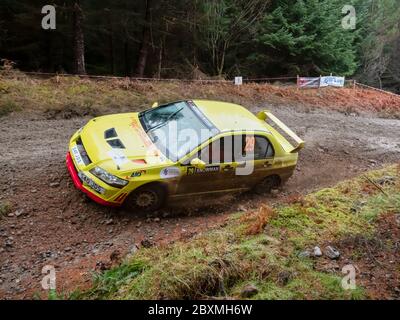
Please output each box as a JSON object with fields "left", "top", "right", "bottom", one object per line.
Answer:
{"left": 125, "top": 180, "right": 169, "bottom": 201}
{"left": 265, "top": 174, "right": 282, "bottom": 185}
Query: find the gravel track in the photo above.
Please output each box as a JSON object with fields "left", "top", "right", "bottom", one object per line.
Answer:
{"left": 0, "top": 105, "right": 399, "bottom": 299}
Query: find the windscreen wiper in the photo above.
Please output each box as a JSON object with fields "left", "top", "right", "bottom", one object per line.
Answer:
{"left": 146, "top": 108, "right": 184, "bottom": 133}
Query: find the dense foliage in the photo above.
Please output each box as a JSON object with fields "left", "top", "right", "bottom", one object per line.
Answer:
{"left": 0, "top": 0, "right": 399, "bottom": 91}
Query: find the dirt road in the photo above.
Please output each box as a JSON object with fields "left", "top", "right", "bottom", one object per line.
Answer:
{"left": 0, "top": 105, "right": 399, "bottom": 299}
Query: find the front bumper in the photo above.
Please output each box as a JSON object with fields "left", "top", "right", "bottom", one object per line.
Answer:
{"left": 66, "top": 152, "right": 121, "bottom": 207}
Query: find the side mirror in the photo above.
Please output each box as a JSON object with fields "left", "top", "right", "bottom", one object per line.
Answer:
{"left": 152, "top": 102, "right": 159, "bottom": 108}
{"left": 190, "top": 158, "right": 206, "bottom": 170}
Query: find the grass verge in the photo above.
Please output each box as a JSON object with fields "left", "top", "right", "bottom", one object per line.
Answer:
{"left": 78, "top": 164, "right": 400, "bottom": 300}
{"left": 1, "top": 71, "right": 400, "bottom": 118}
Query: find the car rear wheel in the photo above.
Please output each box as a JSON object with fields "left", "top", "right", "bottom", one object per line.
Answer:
{"left": 125, "top": 184, "right": 166, "bottom": 212}
{"left": 253, "top": 175, "right": 281, "bottom": 195}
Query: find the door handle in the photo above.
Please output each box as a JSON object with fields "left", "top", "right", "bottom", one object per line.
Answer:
{"left": 264, "top": 160, "right": 273, "bottom": 167}
{"left": 222, "top": 164, "right": 236, "bottom": 171}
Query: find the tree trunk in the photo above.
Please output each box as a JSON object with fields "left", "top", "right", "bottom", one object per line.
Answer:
{"left": 156, "top": 38, "right": 163, "bottom": 79}
{"left": 217, "top": 41, "right": 228, "bottom": 77}
{"left": 72, "top": 1, "right": 86, "bottom": 75}
{"left": 124, "top": 40, "right": 130, "bottom": 76}
{"left": 106, "top": 9, "right": 115, "bottom": 75}
{"left": 135, "top": 0, "right": 152, "bottom": 77}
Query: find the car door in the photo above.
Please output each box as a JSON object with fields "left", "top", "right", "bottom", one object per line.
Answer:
{"left": 232, "top": 133, "right": 275, "bottom": 188}
{"left": 176, "top": 135, "right": 240, "bottom": 195}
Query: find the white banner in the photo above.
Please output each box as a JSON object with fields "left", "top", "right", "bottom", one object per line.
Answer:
{"left": 320, "top": 76, "right": 345, "bottom": 87}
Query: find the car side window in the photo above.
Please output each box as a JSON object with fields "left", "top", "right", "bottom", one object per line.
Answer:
{"left": 199, "top": 136, "right": 233, "bottom": 164}
{"left": 234, "top": 135, "right": 274, "bottom": 161}
{"left": 255, "top": 135, "right": 274, "bottom": 159}
{"left": 265, "top": 137, "right": 274, "bottom": 158}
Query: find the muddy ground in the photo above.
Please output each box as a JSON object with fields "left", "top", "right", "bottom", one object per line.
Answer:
{"left": 0, "top": 104, "right": 399, "bottom": 299}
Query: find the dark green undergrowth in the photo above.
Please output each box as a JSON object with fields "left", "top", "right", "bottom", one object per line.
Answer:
{"left": 75, "top": 164, "right": 399, "bottom": 300}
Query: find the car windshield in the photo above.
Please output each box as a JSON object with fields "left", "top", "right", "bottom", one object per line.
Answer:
{"left": 139, "top": 101, "right": 217, "bottom": 162}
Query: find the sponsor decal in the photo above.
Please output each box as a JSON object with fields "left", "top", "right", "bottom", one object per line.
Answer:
{"left": 131, "top": 118, "right": 165, "bottom": 162}
{"left": 160, "top": 167, "right": 181, "bottom": 179}
{"left": 131, "top": 118, "right": 153, "bottom": 148}
{"left": 108, "top": 149, "right": 129, "bottom": 166}
{"left": 131, "top": 170, "right": 146, "bottom": 178}
{"left": 186, "top": 166, "right": 220, "bottom": 175}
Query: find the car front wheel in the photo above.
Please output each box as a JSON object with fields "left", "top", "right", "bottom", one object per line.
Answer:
{"left": 124, "top": 184, "right": 166, "bottom": 212}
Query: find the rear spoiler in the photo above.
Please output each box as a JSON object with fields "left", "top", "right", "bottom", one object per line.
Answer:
{"left": 257, "top": 110, "right": 305, "bottom": 153}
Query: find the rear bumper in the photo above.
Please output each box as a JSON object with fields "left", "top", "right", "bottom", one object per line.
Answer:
{"left": 66, "top": 152, "right": 120, "bottom": 207}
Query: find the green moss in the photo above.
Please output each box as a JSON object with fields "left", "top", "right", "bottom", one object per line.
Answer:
{"left": 79, "top": 165, "right": 399, "bottom": 300}
{"left": 360, "top": 193, "right": 400, "bottom": 221}
{"left": 83, "top": 260, "right": 147, "bottom": 299}
{"left": 0, "top": 201, "right": 12, "bottom": 218}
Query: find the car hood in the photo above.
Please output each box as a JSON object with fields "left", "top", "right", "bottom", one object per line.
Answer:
{"left": 80, "top": 113, "right": 171, "bottom": 172}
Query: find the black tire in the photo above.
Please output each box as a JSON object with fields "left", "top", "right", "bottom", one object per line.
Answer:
{"left": 124, "top": 184, "right": 166, "bottom": 213}
{"left": 253, "top": 175, "right": 281, "bottom": 195}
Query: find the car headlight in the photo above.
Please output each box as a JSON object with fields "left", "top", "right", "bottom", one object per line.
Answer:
{"left": 90, "top": 167, "right": 128, "bottom": 188}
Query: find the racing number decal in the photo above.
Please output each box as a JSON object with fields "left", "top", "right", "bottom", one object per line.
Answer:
{"left": 245, "top": 136, "right": 255, "bottom": 153}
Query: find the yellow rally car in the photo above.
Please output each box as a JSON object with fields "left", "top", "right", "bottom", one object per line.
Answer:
{"left": 66, "top": 100, "right": 304, "bottom": 211}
